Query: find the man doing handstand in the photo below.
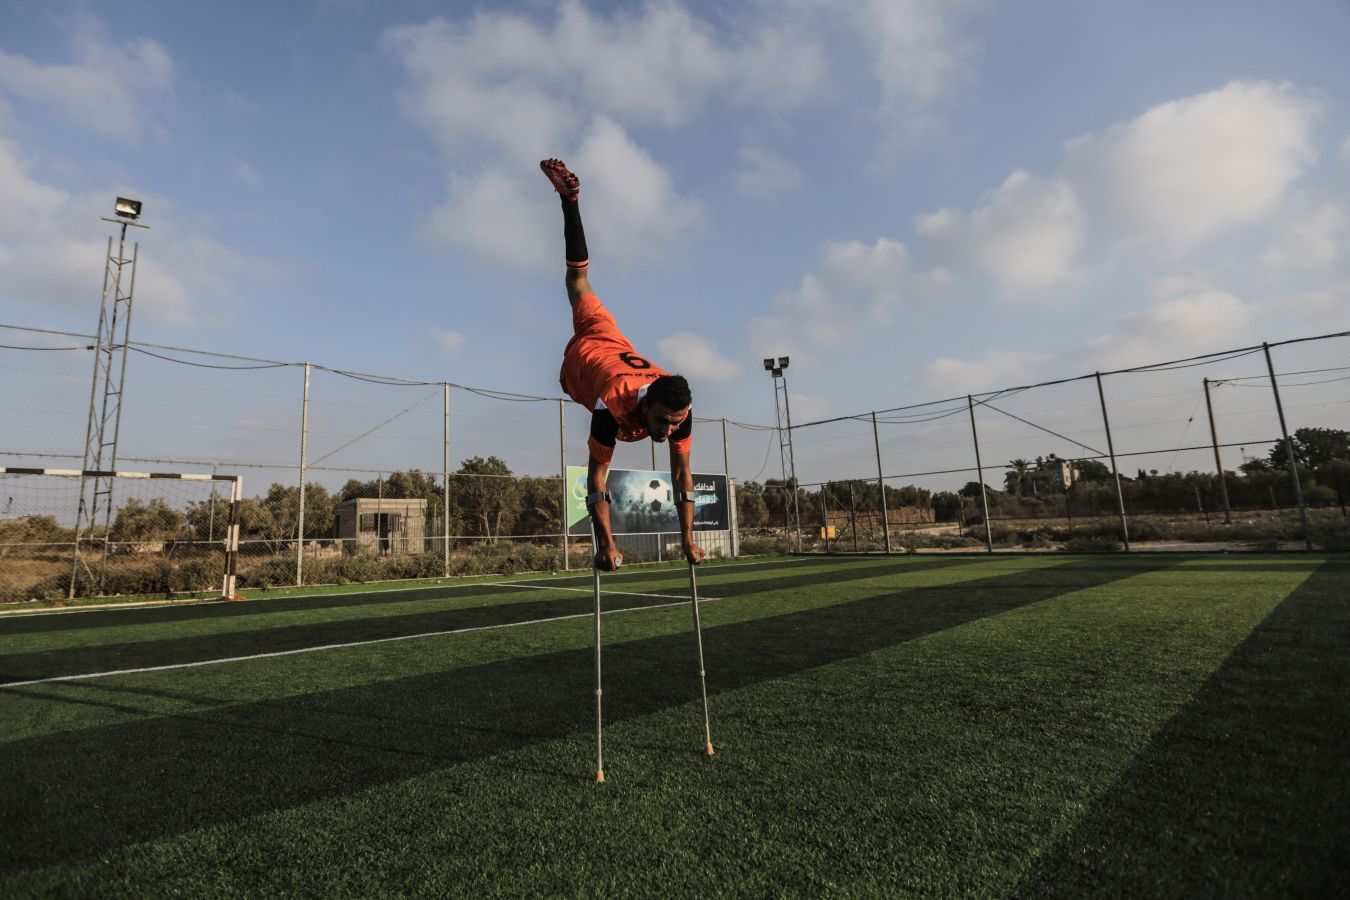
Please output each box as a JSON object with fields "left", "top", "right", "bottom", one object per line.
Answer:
{"left": 541, "top": 158, "right": 707, "bottom": 572}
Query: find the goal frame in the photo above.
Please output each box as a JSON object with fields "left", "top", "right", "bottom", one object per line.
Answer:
{"left": 0, "top": 466, "right": 243, "bottom": 600}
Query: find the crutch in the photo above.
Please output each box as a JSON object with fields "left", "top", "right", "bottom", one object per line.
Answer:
{"left": 688, "top": 556, "right": 714, "bottom": 756}
{"left": 591, "top": 496, "right": 612, "bottom": 782}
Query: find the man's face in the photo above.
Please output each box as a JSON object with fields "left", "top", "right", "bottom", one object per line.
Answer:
{"left": 644, "top": 400, "right": 689, "bottom": 442}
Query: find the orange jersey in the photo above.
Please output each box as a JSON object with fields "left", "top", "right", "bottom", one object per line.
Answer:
{"left": 559, "top": 293, "right": 692, "bottom": 463}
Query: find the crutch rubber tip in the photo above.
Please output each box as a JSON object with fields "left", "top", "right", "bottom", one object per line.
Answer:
{"left": 705, "top": 743, "right": 715, "bottom": 756}
{"left": 596, "top": 770, "right": 606, "bottom": 783}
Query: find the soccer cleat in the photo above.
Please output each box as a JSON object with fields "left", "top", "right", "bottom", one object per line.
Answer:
{"left": 540, "top": 158, "right": 580, "bottom": 200}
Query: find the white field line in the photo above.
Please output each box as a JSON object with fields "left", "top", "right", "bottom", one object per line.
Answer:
{"left": 0, "top": 593, "right": 717, "bottom": 689}
{"left": 485, "top": 582, "right": 720, "bottom": 602}
{"left": 0, "top": 555, "right": 812, "bottom": 619}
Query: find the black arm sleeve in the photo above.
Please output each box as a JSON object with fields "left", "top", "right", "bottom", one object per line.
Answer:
{"left": 671, "top": 410, "right": 692, "bottom": 442}
{"left": 590, "top": 408, "right": 619, "bottom": 449}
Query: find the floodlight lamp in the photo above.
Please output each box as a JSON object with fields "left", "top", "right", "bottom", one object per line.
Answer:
{"left": 778, "top": 356, "right": 790, "bottom": 368}
{"left": 763, "top": 358, "right": 775, "bottom": 371}
{"left": 114, "top": 197, "right": 143, "bottom": 220}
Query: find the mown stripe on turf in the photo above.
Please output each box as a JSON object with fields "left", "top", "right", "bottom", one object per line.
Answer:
{"left": 0, "top": 556, "right": 1177, "bottom": 875}
{"left": 1013, "top": 558, "right": 1350, "bottom": 898}
{"left": 0, "top": 557, "right": 972, "bottom": 682}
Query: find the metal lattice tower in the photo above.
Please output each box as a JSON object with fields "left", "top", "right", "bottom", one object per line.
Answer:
{"left": 70, "top": 204, "right": 148, "bottom": 596}
{"left": 765, "top": 358, "right": 802, "bottom": 550}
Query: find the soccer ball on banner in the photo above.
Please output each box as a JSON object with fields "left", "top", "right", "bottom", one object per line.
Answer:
{"left": 639, "top": 478, "right": 672, "bottom": 515}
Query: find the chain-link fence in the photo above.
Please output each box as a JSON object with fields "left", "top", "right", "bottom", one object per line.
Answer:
{"left": 771, "top": 333, "right": 1350, "bottom": 555}
{"left": 1, "top": 325, "right": 744, "bottom": 598}
{"left": 3, "top": 325, "right": 1347, "bottom": 600}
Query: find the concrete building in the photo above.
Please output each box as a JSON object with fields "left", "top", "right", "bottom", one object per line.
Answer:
{"left": 334, "top": 497, "right": 427, "bottom": 555}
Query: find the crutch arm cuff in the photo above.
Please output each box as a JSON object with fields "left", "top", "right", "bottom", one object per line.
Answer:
{"left": 675, "top": 491, "right": 697, "bottom": 504}
{"left": 586, "top": 491, "right": 612, "bottom": 511}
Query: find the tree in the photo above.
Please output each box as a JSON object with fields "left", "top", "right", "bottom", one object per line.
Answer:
{"left": 110, "top": 498, "right": 189, "bottom": 543}
{"left": 451, "top": 456, "right": 519, "bottom": 542}
{"left": 1005, "top": 458, "right": 1032, "bottom": 496}
{"left": 514, "top": 476, "right": 562, "bottom": 536}
{"left": 931, "top": 491, "right": 963, "bottom": 523}
{"left": 1265, "top": 427, "right": 1350, "bottom": 471}
{"left": 735, "top": 481, "right": 769, "bottom": 528}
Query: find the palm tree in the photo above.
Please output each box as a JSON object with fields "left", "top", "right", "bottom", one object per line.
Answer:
{"left": 1005, "top": 458, "right": 1032, "bottom": 496}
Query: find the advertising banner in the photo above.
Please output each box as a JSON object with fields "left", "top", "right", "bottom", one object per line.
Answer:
{"left": 566, "top": 466, "right": 729, "bottom": 535}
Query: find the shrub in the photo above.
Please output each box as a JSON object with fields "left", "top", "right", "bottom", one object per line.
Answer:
{"left": 1064, "top": 536, "right": 1123, "bottom": 553}
{"left": 1311, "top": 521, "right": 1350, "bottom": 552}
{"left": 738, "top": 536, "right": 794, "bottom": 556}
{"left": 26, "top": 557, "right": 223, "bottom": 601}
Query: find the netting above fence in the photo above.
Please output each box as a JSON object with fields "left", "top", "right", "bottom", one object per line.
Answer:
{"left": 3, "top": 324, "right": 1348, "bottom": 599}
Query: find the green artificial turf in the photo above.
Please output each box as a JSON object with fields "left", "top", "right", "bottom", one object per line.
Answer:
{"left": 0, "top": 554, "right": 1345, "bottom": 896}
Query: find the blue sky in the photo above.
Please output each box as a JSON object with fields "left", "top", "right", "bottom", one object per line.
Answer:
{"left": 2, "top": 0, "right": 1348, "bottom": 485}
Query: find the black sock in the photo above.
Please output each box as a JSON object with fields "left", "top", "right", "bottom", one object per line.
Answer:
{"left": 561, "top": 197, "right": 589, "bottom": 267}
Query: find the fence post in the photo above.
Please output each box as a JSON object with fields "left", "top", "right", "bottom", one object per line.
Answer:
{"left": 1094, "top": 373, "right": 1131, "bottom": 552}
{"left": 1202, "top": 377, "right": 1233, "bottom": 524}
{"left": 848, "top": 481, "right": 858, "bottom": 552}
{"left": 722, "top": 418, "right": 737, "bottom": 558}
{"left": 783, "top": 388, "right": 803, "bottom": 552}
{"left": 1096, "top": 372, "right": 1128, "bottom": 550}
{"left": 1263, "top": 343, "right": 1314, "bottom": 551}
{"left": 820, "top": 489, "right": 829, "bottom": 553}
{"left": 560, "top": 399, "right": 569, "bottom": 571}
{"left": 872, "top": 411, "right": 892, "bottom": 554}
{"left": 966, "top": 395, "right": 994, "bottom": 553}
{"left": 450, "top": 380, "right": 456, "bottom": 577}
{"left": 296, "top": 362, "right": 311, "bottom": 586}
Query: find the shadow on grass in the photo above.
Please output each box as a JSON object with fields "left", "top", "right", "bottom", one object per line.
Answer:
{"left": 0, "top": 556, "right": 1180, "bottom": 875}
{"left": 0, "top": 558, "right": 971, "bottom": 682}
{"left": 1015, "top": 559, "right": 1350, "bottom": 898}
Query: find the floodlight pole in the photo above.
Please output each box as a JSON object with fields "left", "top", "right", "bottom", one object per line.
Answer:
{"left": 70, "top": 207, "right": 149, "bottom": 598}
{"left": 765, "top": 361, "right": 801, "bottom": 548}
{"left": 560, "top": 399, "right": 569, "bottom": 571}
{"left": 781, "top": 376, "right": 802, "bottom": 551}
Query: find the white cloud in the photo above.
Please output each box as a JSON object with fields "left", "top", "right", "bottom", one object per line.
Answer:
{"left": 0, "top": 134, "right": 69, "bottom": 239}
{"left": 912, "top": 281, "right": 1257, "bottom": 396}
{"left": 736, "top": 146, "right": 804, "bottom": 197}
{"left": 0, "top": 124, "right": 236, "bottom": 329}
{"left": 0, "top": 26, "right": 173, "bottom": 140}
{"left": 787, "top": 392, "right": 832, "bottom": 423}
{"left": 1340, "top": 136, "right": 1350, "bottom": 165}
{"left": 913, "top": 349, "right": 1049, "bottom": 397}
{"left": 917, "top": 171, "right": 1084, "bottom": 294}
{"left": 222, "top": 90, "right": 258, "bottom": 115}
{"left": 1124, "top": 288, "right": 1254, "bottom": 345}
{"left": 1261, "top": 284, "right": 1350, "bottom": 337}
{"left": 431, "top": 327, "right": 465, "bottom": 353}
{"left": 656, "top": 332, "right": 739, "bottom": 381}
{"left": 1080, "top": 282, "right": 1257, "bottom": 372}
{"left": 1067, "top": 81, "right": 1319, "bottom": 250}
{"left": 384, "top": 2, "right": 825, "bottom": 166}
{"left": 425, "top": 117, "right": 699, "bottom": 271}
{"left": 384, "top": 1, "right": 981, "bottom": 270}
{"left": 837, "top": 0, "right": 978, "bottom": 141}
{"left": 426, "top": 167, "right": 555, "bottom": 270}
{"left": 1261, "top": 204, "right": 1346, "bottom": 270}
{"left": 751, "top": 237, "right": 951, "bottom": 363}
{"left": 227, "top": 160, "right": 263, "bottom": 188}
